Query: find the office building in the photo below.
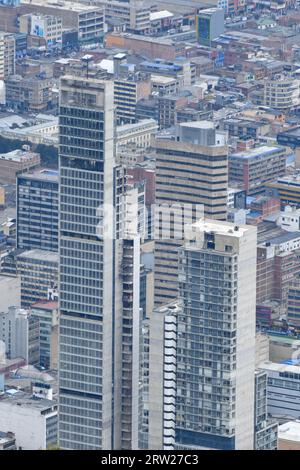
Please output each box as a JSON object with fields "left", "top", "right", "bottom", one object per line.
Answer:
{"left": 17, "top": 169, "right": 59, "bottom": 252}
{"left": 258, "top": 362, "right": 300, "bottom": 420}
{"left": 229, "top": 146, "right": 286, "bottom": 196}
{"left": 266, "top": 174, "right": 300, "bottom": 208}
{"left": 31, "top": 300, "right": 58, "bottom": 369}
{"left": 114, "top": 73, "right": 151, "bottom": 125}
{"left": 20, "top": 0, "right": 104, "bottom": 45}
{"left": 254, "top": 370, "right": 278, "bottom": 450}
{"left": 0, "top": 306, "right": 39, "bottom": 364}
{"left": 116, "top": 119, "right": 158, "bottom": 149}
{"left": 17, "top": 249, "right": 58, "bottom": 308}
{"left": 58, "top": 76, "right": 119, "bottom": 450}
{"left": 0, "top": 389, "right": 57, "bottom": 450}
{"left": 196, "top": 8, "right": 224, "bottom": 46}
{"left": 19, "top": 13, "right": 63, "bottom": 48}
{"left": 154, "top": 122, "right": 228, "bottom": 306}
{"left": 3, "top": 33, "right": 15, "bottom": 79}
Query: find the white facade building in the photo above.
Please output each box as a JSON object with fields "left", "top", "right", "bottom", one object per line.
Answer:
{"left": 0, "top": 389, "right": 57, "bottom": 449}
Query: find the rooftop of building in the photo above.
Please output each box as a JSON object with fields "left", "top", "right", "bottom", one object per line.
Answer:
{"left": 17, "top": 249, "right": 59, "bottom": 263}
{"left": 279, "top": 421, "right": 300, "bottom": 442}
{"left": 258, "top": 229, "right": 300, "bottom": 247}
{"left": 230, "top": 145, "right": 284, "bottom": 160}
{"left": 0, "top": 389, "right": 56, "bottom": 412}
{"left": 18, "top": 168, "right": 59, "bottom": 183}
{"left": 0, "top": 149, "right": 38, "bottom": 162}
{"left": 21, "top": 0, "right": 102, "bottom": 13}
{"left": 258, "top": 361, "right": 300, "bottom": 374}
{"left": 279, "top": 126, "right": 300, "bottom": 138}
{"left": 31, "top": 300, "right": 58, "bottom": 310}
{"left": 150, "top": 10, "right": 173, "bottom": 22}
{"left": 179, "top": 120, "right": 215, "bottom": 130}
{"left": 192, "top": 219, "right": 252, "bottom": 239}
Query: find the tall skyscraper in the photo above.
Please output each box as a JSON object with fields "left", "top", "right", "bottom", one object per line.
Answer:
{"left": 154, "top": 121, "right": 228, "bottom": 306}
{"left": 58, "top": 75, "right": 142, "bottom": 450}
{"left": 147, "top": 219, "right": 258, "bottom": 450}
{"left": 58, "top": 76, "right": 117, "bottom": 450}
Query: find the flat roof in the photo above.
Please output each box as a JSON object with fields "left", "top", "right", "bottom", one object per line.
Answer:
{"left": 258, "top": 361, "right": 300, "bottom": 374}
{"left": 192, "top": 219, "right": 251, "bottom": 238}
{"left": 19, "top": 168, "right": 58, "bottom": 183}
{"left": 150, "top": 10, "right": 174, "bottom": 22}
{"left": 21, "top": 0, "right": 101, "bottom": 13}
{"left": 230, "top": 145, "right": 284, "bottom": 160}
{"left": 279, "top": 126, "right": 300, "bottom": 138}
{"left": 17, "top": 249, "right": 58, "bottom": 263}
{"left": 0, "top": 149, "right": 38, "bottom": 162}
{"left": 179, "top": 120, "right": 215, "bottom": 130}
{"left": 0, "top": 389, "right": 56, "bottom": 412}
{"left": 279, "top": 421, "right": 300, "bottom": 442}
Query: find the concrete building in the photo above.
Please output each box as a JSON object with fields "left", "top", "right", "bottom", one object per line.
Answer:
{"left": 254, "top": 370, "right": 278, "bottom": 450}
{"left": 260, "top": 76, "right": 300, "bottom": 111}
{"left": 17, "top": 249, "right": 58, "bottom": 308}
{"left": 114, "top": 73, "right": 151, "bottom": 125}
{"left": 174, "top": 219, "right": 257, "bottom": 449}
{"left": 256, "top": 232, "right": 300, "bottom": 305}
{"left": 196, "top": 8, "right": 224, "bottom": 46}
{"left": 5, "top": 74, "right": 55, "bottom": 112}
{"left": 154, "top": 122, "right": 228, "bottom": 306}
{"left": 229, "top": 145, "right": 286, "bottom": 196}
{"left": 116, "top": 119, "right": 158, "bottom": 149}
{"left": 277, "top": 205, "right": 300, "bottom": 232}
{"left": 258, "top": 362, "right": 300, "bottom": 420}
{"left": 266, "top": 174, "right": 300, "bottom": 208}
{"left": 3, "top": 33, "right": 15, "bottom": 79}
{"left": 287, "top": 276, "right": 300, "bottom": 326}
{"left": 0, "top": 389, "right": 57, "bottom": 450}
{"left": 17, "top": 169, "right": 59, "bottom": 252}
{"left": 19, "top": 13, "right": 63, "bottom": 48}
{"left": 31, "top": 301, "right": 58, "bottom": 370}
{"left": 0, "top": 148, "right": 40, "bottom": 185}
{"left": 0, "top": 275, "right": 21, "bottom": 312}
{"left": 0, "top": 306, "right": 39, "bottom": 365}
{"left": 147, "top": 219, "right": 261, "bottom": 449}
{"left": 59, "top": 76, "right": 116, "bottom": 450}
{"left": 20, "top": 0, "right": 104, "bottom": 45}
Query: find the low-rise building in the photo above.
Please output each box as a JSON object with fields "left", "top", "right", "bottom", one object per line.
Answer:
{"left": 0, "top": 148, "right": 40, "bottom": 185}
{"left": 229, "top": 145, "right": 286, "bottom": 196}
{"left": 0, "top": 389, "right": 57, "bottom": 450}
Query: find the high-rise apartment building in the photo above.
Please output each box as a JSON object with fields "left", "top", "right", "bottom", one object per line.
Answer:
{"left": 175, "top": 219, "right": 257, "bottom": 449}
{"left": 154, "top": 122, "right": 228, "bottom": 306}
{"left": 146, "top": 219, "right": 261, "bottom": 450}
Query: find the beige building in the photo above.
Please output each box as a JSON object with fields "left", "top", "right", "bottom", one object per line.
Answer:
{"left": 116, "top": 119, "right": 158, "bottom": 149}
{"left": 264, "top": 76, "right": 300, "bottom": 110}
{"left": 20, "top": 0, "right": 104, "bottom": 44}
{"left": 154, "top": 121, "right": 228, "bottom": 306}
{"left": 0, "top": 148, "right": 40, "bottom": 185}
{"left": 114, "top": 75, "right": 151, "bottom": 125}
